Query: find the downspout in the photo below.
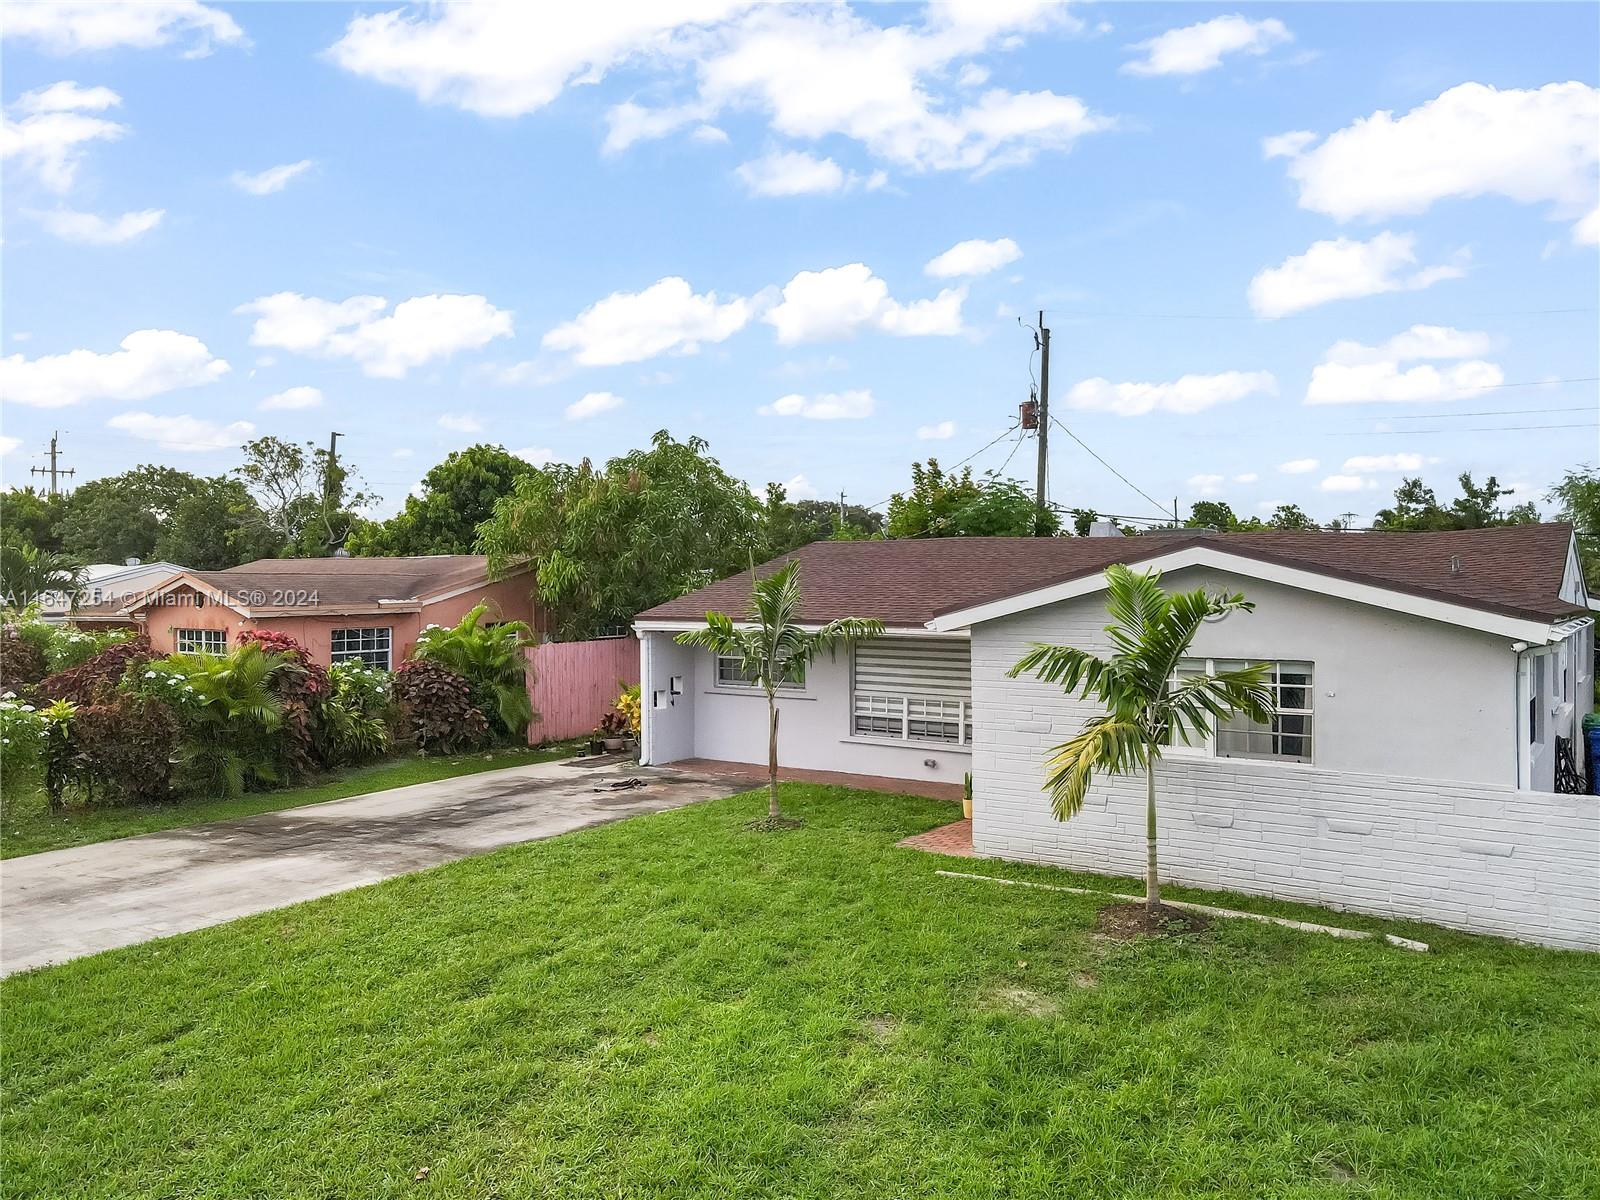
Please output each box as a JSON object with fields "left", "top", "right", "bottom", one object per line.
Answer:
{"left": 1511, "top": 641, "right": 1530, "bottom": 790}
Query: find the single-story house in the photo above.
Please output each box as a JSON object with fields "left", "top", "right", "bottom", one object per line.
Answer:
{"left": 41, "top": 559, "right": 186, "bottom": 628}
{"left": 637, "top": 525, "right": 1598, "bottom": 949}
{"left": 76, "top": 554, "right": 540, "bottom": 670}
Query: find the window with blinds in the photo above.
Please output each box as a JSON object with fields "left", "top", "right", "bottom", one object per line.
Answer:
{"left": 851, "top": 638, "right": 972, "bottom": 744}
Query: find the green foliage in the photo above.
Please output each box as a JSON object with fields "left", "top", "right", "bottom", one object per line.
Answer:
{"left": 0, "top": 691, "right": 52, "bottom": 801}
{"left": 886, "top": 460, "right": 1055, "bottom": 538}
{"left": 48, "top": 696, "right": 179, "bottom": 808}
{"left": 235, "top": 436, "right": 374, "bottom": 556}
{"left": 0, "top": 626, "right": 48, "bottom": 692}
{"left": 1374, "top": 473, "right": 1537, "bottom": 531}
{"left": 757, "top": 483, "right": 883, "bottom": 556}
{"left": 1185, "top": 500, "right": 1239, "bottom": 531}
{"left": 478, "top": 431, "right": 761, "bottom": 639}
{"left": 0, "top": 489, "right": 67, "bottom": 553}
{"left": 676, "top": 560, "right": 882, "bottom": 820}
{"left": 392, "top": 659, "right": 491, "bottom": 754}
{"left": 1548, "top": 465, "right": 1599, "bottom": 587}
{"left": 0, "top": 542, "right": 84, "bottom": 608}
{"left": 1266, "top": 503, "right": 1318, "bottom": 530}
{"left": 156, "top": 476, "right": 282, "bottom": 569}
{"left": 316, "top": 662, "right": 395, "bottom": 766}
{"left": 38, "top": 635, "right": 153, "bottom": 705}
{"left": 348, "top": 444, "right": 533, "bottom": 556}
{"left": 148, "top": 644, "right": 288, "bottom": 798}
{"left": 411, "top": 604, "right": 534, "bottom": 737}
{"left": 1009, "top": 565, "right": 1273, "bottom": 907}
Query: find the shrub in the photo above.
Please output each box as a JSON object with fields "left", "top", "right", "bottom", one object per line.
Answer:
{"left": 0, "top": 691, "right": 51, "bottom": 801}
{"left": 393, "top": 659, "right": 489, "bottom": 754}
{"left": 316, "top": 662, "right": 393, "bottom": 767}
{"left": 238, "top": 630, "right": 328, "bottom": 779}
{"left": 411, "top": 605, "right": 534, "bottom": 738}
{"left": 616, "top": 684, "right": 641, "bottom": 737}
{"left": 39, "top": 635, "right": 152, "bottom": 705}
{"left": 146, "top": 644, "right": 286, "bottom": 798}
{"left": 0, "top": 627, "right": 47, "bottom": 692}
{"left": 54, "top": 695, "right": 179, "bottom": 807}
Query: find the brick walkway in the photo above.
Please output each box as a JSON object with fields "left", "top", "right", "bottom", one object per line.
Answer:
{"left": 669, "top": 758, "right": 964, "bottom": 803}
{"left": 895, "top": 818, "right": 975, "bottom": 857}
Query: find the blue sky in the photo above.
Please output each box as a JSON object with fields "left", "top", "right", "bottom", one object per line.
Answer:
{"left": 2, "top": 1, "right": 1596, "bottom": 525}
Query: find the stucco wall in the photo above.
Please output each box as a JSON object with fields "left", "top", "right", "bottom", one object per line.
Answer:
{"left": 639, "top": 631, "right": 971, "bottom": 786}
{"left": 968, "top": 569, "right": 1600, "bottom": 950}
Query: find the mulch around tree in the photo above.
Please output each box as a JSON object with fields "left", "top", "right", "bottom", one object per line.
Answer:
{"left": 1095, "top": 901, "right": 1212, "bottom": 940}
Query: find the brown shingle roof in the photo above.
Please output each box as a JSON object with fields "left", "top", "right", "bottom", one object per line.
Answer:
{"left": 637, "top": 525, "right": 1581, "bottom": 630}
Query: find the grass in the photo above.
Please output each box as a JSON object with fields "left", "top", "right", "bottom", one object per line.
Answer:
{"left": 0, "top": 740, "right": 582, "bottom": 859}
{"left": 4, "top": 784, "right": 1598, "bottom": 1199}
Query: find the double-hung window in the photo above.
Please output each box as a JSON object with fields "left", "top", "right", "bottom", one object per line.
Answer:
{"left": 331, "top": 627, "right": 392, "bottom": 670}
{"left": 175, "top": 628, "right": 226, "bottom": 655}
{"left": 715, "top": 655, "right": 804, "bottom": 690}
{"left": 1165, "top": 658, "right": 1314, "bottom": 763}
{"left": 851, "top": 638, "right": 972, "bottom": 745}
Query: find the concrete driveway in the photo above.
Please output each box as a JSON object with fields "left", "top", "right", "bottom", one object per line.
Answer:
{"left": 0, "top": 758, "right": 747, "bottom": 977}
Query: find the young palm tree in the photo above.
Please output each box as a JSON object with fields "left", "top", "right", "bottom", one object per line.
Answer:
{"left": 1008, "top": 564, "right": 1275, "bottom": 916}
{"left": 676, "top": 560, "right": 883, "bottom": 824}
{"left": 412, "top": 604, "right": 536, "bottom": 736}
{"left": 0, "top": 542, "right": 84, "bottom": 609}
{"left": 165, "top": 642, "right": 288, "bottom": 797}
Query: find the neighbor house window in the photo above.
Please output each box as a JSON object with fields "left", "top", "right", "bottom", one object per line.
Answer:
{"left": 1161, "top": 658, "right": 1314, "bottom": 763}
{"left": 851, "top": 638, "right": 972, "bottom": 744}
{"left": 716, "top": 654, "right": 803, "bottom": 690}
{"left": 175, "top": 628, "right": 227, "bottom": 655}
{"left": 331, "top": 627, "right": 392, "bottom": 669}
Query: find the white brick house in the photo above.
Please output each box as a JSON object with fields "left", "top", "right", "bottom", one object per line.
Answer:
{"left": 637, "top": 526, "right": 1598, "bottom": 948}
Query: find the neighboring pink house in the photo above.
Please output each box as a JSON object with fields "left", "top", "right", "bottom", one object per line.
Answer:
{"left": 80, "top": 555, "right": 541, "bottom": 669}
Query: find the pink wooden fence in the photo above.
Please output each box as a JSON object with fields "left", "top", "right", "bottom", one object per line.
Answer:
{"left": 525, "top": 635, "right": 641, "bottom": 743}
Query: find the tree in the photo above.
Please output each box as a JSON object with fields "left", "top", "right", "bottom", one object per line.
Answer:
{"left": 756, "top": 486, "right": 884, "bottom": 556}
{"left": 235, "top": 436, "right": 374, "bottom": 556}
{"left": 349, "top": 444, "right": 533, "bottom": 556}
{"left": 1008, "top": 565, "right": 1273, "bottom": 919}
{"left": 156, "top": 478, "right": 282, "bottom": 570}
{"left": 411, "top": 603, "right": 535, "bottom": 737}
{"left": 675, "top": 561, "right": 882, "bottom": 825}
{"left": 1266, "top": 503, "right": 1317, "bottom": 531}
{"left": 477, "top": 431, "right": 761, "bottom": 640}
{"left": 0, "top": 488, "right": 67, "bottom": 553}
{"left": 1185, "top": 500, "right": 1238, "bottom": 531}
{"left": 0, "top": 541, "right": 85, "bottom": 608}
{"left": 1549, "top": 465, "right": 1600, "bottom": 587}
{"left": 1373, "top": 473, "right": 1534, "bottom": 532}
{"left": 886, "top": 460, "right": 1056, "bottom": 538}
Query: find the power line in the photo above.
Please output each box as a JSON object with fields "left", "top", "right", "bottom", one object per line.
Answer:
{"left": 1332, "top": 404, "right": 1596, "bottom": 421}
{"left": 1047, "top": 306, "right": 1597, "bottom": 322}
{"left": 1050, "top": 415, "right": 1170, "bottom": 517}
{"left": 862, "top": 421, "right": 1021, "bottom": 511}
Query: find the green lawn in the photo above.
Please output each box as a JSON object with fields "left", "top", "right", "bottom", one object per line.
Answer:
{"left": 0, "top": 741, "right": 582, "bottom": 859}
{"left": 4, "top": 785, "right": 1597, "bottom": 1199}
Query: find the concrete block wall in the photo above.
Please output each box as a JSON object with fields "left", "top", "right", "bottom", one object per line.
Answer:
{"left": 970, "top": 581, "right": 1600, "bottom": 951}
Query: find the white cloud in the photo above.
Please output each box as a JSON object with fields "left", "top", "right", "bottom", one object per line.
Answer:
{"left": 1278, "top": 458, "right": 1319, "bottom": 474}
{"left": 237, "top": 292, "right": 513, "bottom": 378}
{"left": 1267, "top": 82, "right": 1599, "bottom": 241}
{"left": 0, "top": 436, "right": 21, "bottom": 457}
{"left": 1574, "top": 205, "right": 1600, "bottom": 247}
{"left": 1305, "top": 325, "right": 1504, "bottom": 405}
{"left": 0, "top": 2, "right": 245, "bottom": 56}
{"left": 957, "top": 64, "right": 990, "bottom": 88}
{"left": 734, "top": 150, "right": 884, "bottom": 197}
{"left": 760, "top": 389, "right": 875, "bottom": 419}
{"left": 917, "top": 420, "right": 957, "bottom": 440}
{"left": 34, "top": 207, "right": 163, "bottom": 244}
{"left": 328, "top": 4, "right": 1108, "bottom": 176}
{"left": 1233, "top": 473, "right": 1259, "bottom": 484}
{"left": 1341, "top": 453, "right": 1434, "bottom": 472}
{"left": 1064, "top": 370, "right": 1276, "bottom": 416}
{"left": 1123, "top": 15, "right": 1291, "bottom": 77}
{"left": 231, "top": 159, "right": 313, "bottom": 195}
{"left": 437, "top": 413, "right": 484, "bottom": 433}
{"left": 691, "top": 124, "right": 730, "bottom": 144}
{"left": 0, "top": 330, "right": 229, "bottom": 408}
{"left": 565, "top": 391, "right": 625, "bottom": 420}
{"left": 513, "top": 447, "right": 562, "bottom": 467}
{"left": 259, "top": 385, "right": 323, "bottom": 411}
{"left": 1319, "top": 474, "right": 1374, "bottom": 493}
{"left": 924, "top": 237, "right": 1021, "bottom": 278}
{"left": 543, "top": 277, "right": 753, "bottom": 366}
{"left": 1247, "top": 231, "right": 1463, "bottom": 318}
{"left": 1188, "top": 473, "right": 1226, "bottom": 497}
{"left": 764, "top": 263, "right": 964, "bottom": 344}
{"left": 106, "top": 412, "right": 254, "bottom": 452}
{"left": 0, "top": 82, "right": 126, "bottom": 192}
{"left": 783, "top": 472, "right": 820, "bottom": 501}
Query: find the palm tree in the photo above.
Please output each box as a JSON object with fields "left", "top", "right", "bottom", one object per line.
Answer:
{"left": 676, "top": 560, "right": 883, "bottom": 824}
{"left": 166, "top": 642, "right": 287, "bottom": 797}
{"left": 1008, "top": 564, "right": 1274, "bottom": 916}
{"left": 0, "top": 541, "right": 84, "bottom": 610}
{"left": 411, "top": 603, "right": 535, "bottom": 736}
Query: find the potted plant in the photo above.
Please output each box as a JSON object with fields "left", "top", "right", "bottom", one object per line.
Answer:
{"left": 598, "top": 711, "right": 628, "bottom": 752}
{"left": 963, "top": 770, "right": 973, "bottom": 820}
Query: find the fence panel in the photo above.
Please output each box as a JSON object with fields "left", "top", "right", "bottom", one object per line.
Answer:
{"left": 526, "top": 636, "right": 640, "bottom": 742}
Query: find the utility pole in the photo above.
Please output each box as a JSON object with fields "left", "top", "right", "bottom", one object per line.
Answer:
{"left": 323, "top": 431, "right": 344, "bottom": 553}
{"left": 838, "top": 490, "right": 847, "bottom": 526}
{"left": 29, "top": 431, "right": 75, "bottom": 496}
{"left": 1034, "top": 310, "right": 1050, "bottom": 535}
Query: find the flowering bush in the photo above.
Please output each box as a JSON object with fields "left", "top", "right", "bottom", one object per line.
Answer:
{"left": 393, "top": 659, "right": 489, "bottom": 754}
{"left": 38, "top": 635, "right": 153, "bottom": 706}
{"left": 0, "top": 627, "right": 47, "bottom": 692}
{"left": 2, "top": 613, "right": 133, "bottom": 675}
{"left": 0, "top": 691, "right": 51, "bottom": 800}
{"left": 316, "top": 662, "right": 393, "bottom": 766}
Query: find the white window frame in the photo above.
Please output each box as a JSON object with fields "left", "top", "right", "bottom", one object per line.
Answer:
{"left": 850, "top": 639, "right": 972, "bottom": 746}
{"left": 330, "top": 627, "right": 392, "bottom": 670}
{"left": 714, "top": 653, "right": 804, "bottom": 691}
{"left": 175, "top": 628, "right": 227, "bottom": 656}
{"left": 1161, "top": 657, "right": 1315, "bottom": 765}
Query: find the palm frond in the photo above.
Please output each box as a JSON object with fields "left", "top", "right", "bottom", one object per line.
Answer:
{"left": 1008, "top": 643, "right": 1113, "bottom": 697}
{"left": 1040, "top": 717, "right": 1146, "bottom": 820}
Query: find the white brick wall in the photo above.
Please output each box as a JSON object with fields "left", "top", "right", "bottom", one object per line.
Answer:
{"left": 971, "top": 585, "right": 1600, "bottom": 951}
